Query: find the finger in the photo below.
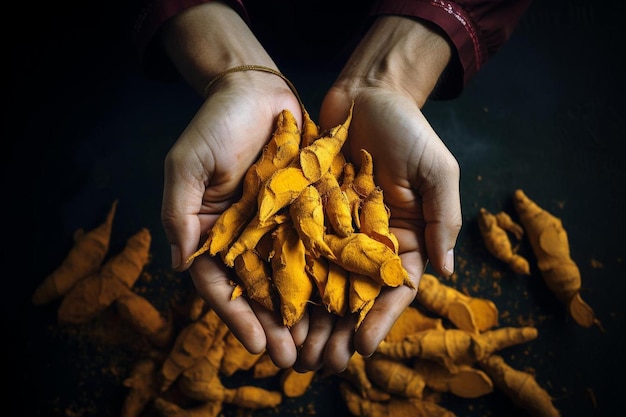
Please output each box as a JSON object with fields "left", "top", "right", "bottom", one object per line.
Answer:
{"left": 353, "top": 251, "right": 420, "bottom": 356}
{"left": 289, "top": 309, "right": 310, "bottom": 348}
{"left": 162, "top": 146, "right": 209, "bottom": 272}
{"left": 420, "top": 147, "right": 462, "bottom": 278}
{"left": 322, "top": 313, "right": 358, "bottom": 374}
{"left": 294, "top": 305, "right": 336, "bottom": 372}
{"left": 190, "top": 255, "right": 266, "bottom": 353}
{"left": 250, "top": 301, "right": 298, "bottom": 369}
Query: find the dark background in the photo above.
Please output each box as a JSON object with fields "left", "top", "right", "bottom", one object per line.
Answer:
{"left": 5, "top": 1, "right": 625, "bottom": 416}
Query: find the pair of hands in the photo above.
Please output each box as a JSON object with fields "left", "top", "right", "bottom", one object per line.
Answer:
{"left": 160, "top": 3, "right": 461, "bottom": 374}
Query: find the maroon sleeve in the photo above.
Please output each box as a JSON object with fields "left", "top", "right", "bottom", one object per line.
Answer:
{"left": 133, "top": 0, "right": 248, "bottom": 80}
{"left": 370, "top": 0, "right": 533, "bottom": 98}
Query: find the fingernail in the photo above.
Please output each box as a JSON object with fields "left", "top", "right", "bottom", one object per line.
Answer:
{"left": 171, "top": 244, "right": 181, "bottom": 270}
{"left": 443, "top": 249, "right": 454, "bottom": 277}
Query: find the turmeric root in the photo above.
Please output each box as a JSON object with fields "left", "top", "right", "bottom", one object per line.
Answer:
{"left": 257, "top": 104, "right": 353, "bottom": 224}
{"left": 412, "top": 359, "right": 493, "bottom": 399}
{"left": 513, "top": 189, "right": 599, "bottom": 328}
{"left": 233, "top": 249, "right": 276, "bottom": 311}
{"left": 359, "top": 187, "right": 398, "bottom": 253}
{"left": 159, "top": 308, "right": 228, "bottom": 392}
{"left": 289, "top": 184, "right": 335, "bottom": 259}
{"left": 339, "top": 382, "right": 455, "bottom": 417}
{"left": 480, "top": 354, "right": 561, "bottom": 417}
{"left": 116, "top": 290, "right": 174, "bottom": 348}
{"left": 478, "top": 207, "right": 530, "bottom": 275}
{"left": 348, "top": 272, "right": 381, "bottom": 329}
{"left": 324, "top": 233, "right": 411, "bottom": 288}
{"left": 365, "top": 354, "right": 426, "bottom": 399}
{"left": 189, "top": 109, "right": 301, "bottom": 259}
{"left": 220, "top": 330, "right": 264, "bottom": 377}
{"left": 315, "top": 171, "right": 354, "bottom": 236}
{"left": 384, "top": 305, "right": 444, "bottom": 343}
{"left": 340, "top": 353, "right": 391, "bottom": 401}
{"left": 280, "top": 367, "right": 316, "bottom": 397}
{"left": 32, "top": 199, "right": 118, "bottom": 305}
{"left": 416, "top": 274, "right": 499, "bottom": 333}
{"left": 184, "top": 373, "right": 282, "bottom": 409}
{"left": 57, "top": 227, "right": 152, "bottom": 325}
{"left": 223, "top": 213, "right": 287, "bottom": 267}
{"left": 322, "top": 261, "right": 349, "bottom": 316}
{"left": 121, "top": 355, "right": 160, "bottom": 417}
{"left": 271, "top": 221, "right": 313, "bottom": 328}
{"left": 352, "top": 148, "right": 376, "bottom": 199}
{"left": 376, "top": 326, "right": 538, "bottom": 372}
{"left": 152, "top": 398, "right": 222, "bottom": 417}
{"left": 178, "top": 339, "right": 225, "bottom": 401}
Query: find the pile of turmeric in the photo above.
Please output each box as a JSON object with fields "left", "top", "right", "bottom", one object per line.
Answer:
{"left": 188, "top": 104, "right": 412, "bottom": 329}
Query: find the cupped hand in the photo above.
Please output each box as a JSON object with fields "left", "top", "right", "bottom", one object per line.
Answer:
{"left": 161, "top": 72, "right": 304, "bottom": 367}
{"left": 294, "top": 85, "right": 462, "bottom": 373}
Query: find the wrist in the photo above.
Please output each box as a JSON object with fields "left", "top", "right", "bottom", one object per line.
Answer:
{"left": 335, "top": 15, "right": 452, "bottom": 107}
{"left": 160, "top": 1, "right": 277, "bottom": 95}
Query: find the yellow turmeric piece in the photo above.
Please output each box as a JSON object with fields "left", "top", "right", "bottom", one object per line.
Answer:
{"left": 257, "top": 104, "right": 353, "bottom": 224}
{"left": 177, "top": 338, "right": 225, "bottom": 401}
{"left": 186, "top": 373, "right": 282, "bottom": 409}
{"left": 32, "top": 199, "right": 118, "bottom": 305}
{"left": 416, "top": 273, "right": 499, "bottom": 333}
{"left": 189, "top": 109, "right": 301, "bottom": 259}
{"left": 152, "top": 398, "right": 222, "bottom": 417}
{"left": 223, "top": 213, "right": 287, "bottom": 267}
{"left": 384, "top": 305, "right": 444, "bottom": 343}
{"left": 513, "top": 189, "right": 599, "bottom": 328}
{"left": 315, "top": 171, "right": 354, "bottom": 236}
{"left": 352, "top": 148, "right": 376, "bottom": 198}
{"left": 280, "top": 367, "right": 316, "bottom": 397}
{"left": 120, "top": 356, "right": 160, "bottom": 417}
{"left": 365, "top": 354, "right": 426, "bottom": 399}
{"left": 348, "top": 272, "right": 381, "bottom": 329}
{"left": 478, "top": 207, "right": 530, "bottom": 275}
{"left": 324, "top": 233, "right": 412, "bottom": 288}
{"left": 323, "top": 261, "right": 349, "bottom": 316}
{"left": 220, "top": 330, "right": 264, "bottom": 377}
{"left": 376, "top": 326, "right": 538, "bottom": 373}
{"left": 289, "top": 185, "right": 335, "bottom": 259}
{"left": 116, "top": 290, "right": 174, "bottom": 348}
{"left": 57, "top": 227, "right": 152, "bottom": 325}
{"left": 253, "top": 352, "right": 282, "bottom": 378}
{"left": 340, "top": 162, "right": 363, "bottom": 229}
{"left": 233, "top": 249, "right": 275, "bottom": 311}
{"left": 359, "top": 187, "right": 399, "bottom": 252}
{"left": 301, "top": 107, "right": 319, "bottom": 148}
{"left": 412, "top": 358, "right": 493, "bottom": 399}
{"left": 339, "top": 382, "right": 455, "bottom": 417}
{"left": 340, "top": 353, "right": 391, "bottom": 401}
{"left": 480, "top": 354, "right": 561, "bottom": 417}
{"left": 271, "top": 222, "right": 313, "bottom": 328}
{"left": 159, "top": 308, "right": 229, "bottom": 392}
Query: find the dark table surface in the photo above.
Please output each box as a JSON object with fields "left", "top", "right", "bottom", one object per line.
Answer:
{"left": 5, "top": 1, "right": 625, "bottom": 416}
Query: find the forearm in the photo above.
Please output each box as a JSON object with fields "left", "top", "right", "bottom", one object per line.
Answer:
{"left": 159, "top": 1, "right": 276, "bottom": 95}
{"left": 335, "top": 15, "right": 451, "bottom": 107}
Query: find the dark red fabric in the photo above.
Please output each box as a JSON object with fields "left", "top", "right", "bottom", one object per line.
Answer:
{"left": 133, "top": 0, "right": 531, "bottom": 97}
{"left": 370, "top": 0, "right": 532, "bottom": 95}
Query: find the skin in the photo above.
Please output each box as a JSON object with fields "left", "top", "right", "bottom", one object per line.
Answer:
{"left": 160, "top": 1, "right": 462, "bottom": 373}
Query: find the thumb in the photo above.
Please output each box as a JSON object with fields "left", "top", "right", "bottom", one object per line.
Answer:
{"left": 161, "top": 153, "right": 207, "bottom": 272}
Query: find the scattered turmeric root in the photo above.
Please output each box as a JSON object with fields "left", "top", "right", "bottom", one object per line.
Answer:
{"left": 513, "top": 189, "right": 600, "bottom": 328}
{"left": 416, "top": 273, "right": 499, "bottom": 333}
{"left": 478, "top": 207, "right": 530, "bottom": 275}
{"left": 57, "top": 227, "right": 152, "bottom": 325}
{"left": 32, "top": 199, "right": 118, "bottom": 305}
{"left": 376, "top": 326, "right": 538, "bottom": 372}
{"left": 479, "top": 354, "right": 561, "bottom": 417}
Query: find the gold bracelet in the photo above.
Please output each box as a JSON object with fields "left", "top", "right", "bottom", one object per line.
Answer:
{"left": 203, "top": 64, "right": 303, "bottom": 108}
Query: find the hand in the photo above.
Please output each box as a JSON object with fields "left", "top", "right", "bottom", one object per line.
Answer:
{"left": 159, "top": 2, "right": 307, "bottom": 368}
{"left": 293, "top": 16, "right": 462, "bottom": 373}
